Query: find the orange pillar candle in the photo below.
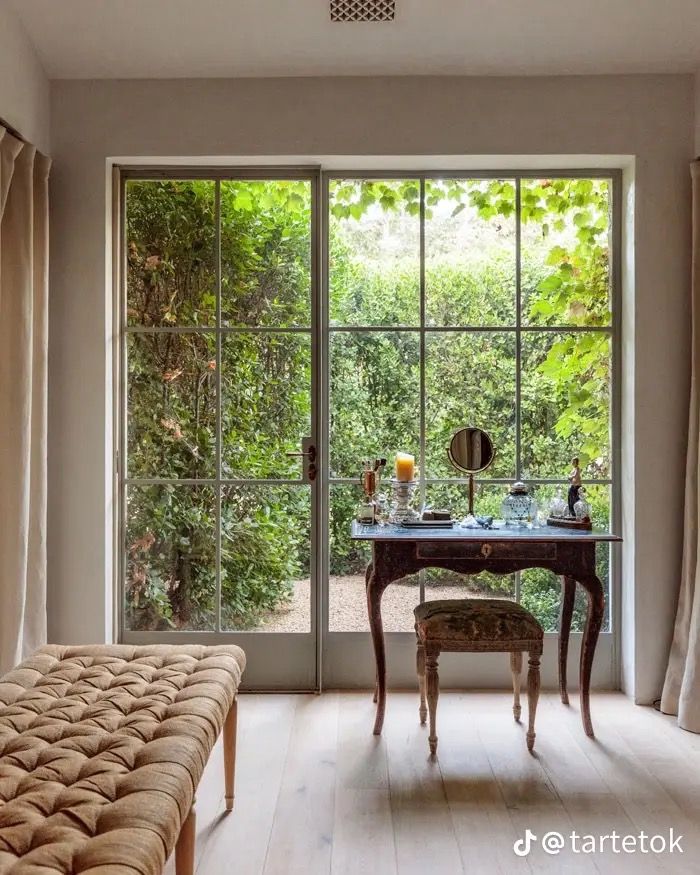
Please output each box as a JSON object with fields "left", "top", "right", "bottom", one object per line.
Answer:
{"left": 395, "top": 452, "right": 415, "bottom": 482}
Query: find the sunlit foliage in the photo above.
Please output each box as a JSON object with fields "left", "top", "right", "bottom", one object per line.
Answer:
{"left": 125, "top": 175, "right": 612, "bottom": 632}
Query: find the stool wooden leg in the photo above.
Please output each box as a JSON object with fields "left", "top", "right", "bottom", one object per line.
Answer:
{"left": 527, "top": 652, "right": 541, "bottom": 752}
{"left": 425, "top": 644, "right": 440, "bottom": 755}
{"left": 510, "top": 651, "right": 522, "bottom": 722}
{"left": 417, "top": 641, "right": 427, "bottom": 725}
{"left": 175, "top": 803, "right": 196, "bottom": 875}
{"left": 224, "top": 699, "right": 237, "bottom": 812}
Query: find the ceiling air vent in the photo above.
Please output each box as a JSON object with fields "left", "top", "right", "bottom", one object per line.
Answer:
{"left": 330, "top": 0, "right": 396, "bottom": 22}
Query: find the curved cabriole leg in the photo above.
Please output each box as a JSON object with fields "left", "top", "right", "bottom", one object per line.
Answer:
{"left": 426, "top": 645, "right": 440, "bottom": 755}
{"left": 578, "top": 574, "right": 605, "bottom": 738}
{"left": 367, "top": 562, "right": 388, "bottom": 735}
{"left": 558, "top": 575, "right": 576, "bottom": 705}
{"left": 510, "top": 651, "right": 523, "bottom": 722}
{"left": 527, "top": 653, "right": 541, "bottom": 752}
{"left": 175, "top": 803, "right": 196, "bottom": 875}
{"left": 417, "top": 640, "right": 427, "bottom": 725}
{"left": 224, "top": 698, "right": 237, "bottom": 812}
{"left": 365, "top": 562, "right": 379, "bottom": 705}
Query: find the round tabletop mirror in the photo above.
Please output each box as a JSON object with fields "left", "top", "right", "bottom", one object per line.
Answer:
{"left": 447, "top": 427, "right": 495, "bottom": 474}
{"left": 447, "top": 427, "right": 495, "bottom": 515}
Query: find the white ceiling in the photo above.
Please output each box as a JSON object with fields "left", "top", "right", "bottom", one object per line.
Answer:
{"left": 8, "top": 0, "right": 700, "bottom": 79}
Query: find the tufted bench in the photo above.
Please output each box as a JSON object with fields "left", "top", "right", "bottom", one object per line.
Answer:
{"left": 0, "top": 644, "right": 245, "bottom": 875}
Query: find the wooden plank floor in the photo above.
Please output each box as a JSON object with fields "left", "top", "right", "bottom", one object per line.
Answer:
{"left": 165, "top": 692, "right": 700, "bottom": 874}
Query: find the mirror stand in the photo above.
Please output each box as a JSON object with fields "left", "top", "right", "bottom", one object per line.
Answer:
{"left": 447, "top": 426, "right": 495, "bottom": 517}
{"left": 447, "top": 445, "right": 476, "bottom": 514}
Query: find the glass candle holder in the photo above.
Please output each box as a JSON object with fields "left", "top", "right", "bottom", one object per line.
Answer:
{"left": 388, "top": 479, "right": 419, "bottom": 524}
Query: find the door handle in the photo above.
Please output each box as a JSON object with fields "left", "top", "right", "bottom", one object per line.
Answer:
{"left": 286, "top": 443, "right": 317, "bottom": 481}
{"left": 286, "top": 446, "right": 316, "bottom": 463}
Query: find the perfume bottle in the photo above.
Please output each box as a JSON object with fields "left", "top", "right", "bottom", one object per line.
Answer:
{"left": 573, "top": 487, "right": 592, "bottom": 521}
{"left": 549, "top": 488, "right": 568, "bottom": 519}
{"left": 357, "top": 458, "right": 386, "bottom": 524}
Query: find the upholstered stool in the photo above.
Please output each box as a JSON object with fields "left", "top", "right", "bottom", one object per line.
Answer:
{"left": 414, "top": 598, "right": 544, "bottom": 755}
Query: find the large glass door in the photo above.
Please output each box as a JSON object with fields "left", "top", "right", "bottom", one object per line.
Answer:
{"left": 118, "top": 166, "right": 619, "bottom": 692}
{"left": 322, "top": 173, "right": 619, "bottom": 690}
{"left": 120, "top": 171, "right": 319, "bottom": 689}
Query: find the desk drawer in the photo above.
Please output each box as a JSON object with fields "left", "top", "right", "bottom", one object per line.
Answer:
{"left": 416, "top": 540, "right": 557, "bottom": 562}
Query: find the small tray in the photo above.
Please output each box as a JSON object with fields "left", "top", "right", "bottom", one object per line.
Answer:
{"left": 547, "top": 516, "right": 592, "bottom": 531}
{"left": 400, "top": 520, "right": 455, "bottom": 529}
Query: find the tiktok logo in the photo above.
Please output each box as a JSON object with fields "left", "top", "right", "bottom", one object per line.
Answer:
{"left": 513, "top": 829, "right": 537, "bottom": 857}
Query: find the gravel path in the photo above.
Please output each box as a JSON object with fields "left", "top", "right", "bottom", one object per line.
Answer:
{"left": 257, "top": 575, "right": 488, "bottom": 633}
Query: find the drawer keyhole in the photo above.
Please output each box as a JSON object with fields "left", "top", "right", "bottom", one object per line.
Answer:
{"left": 480, "top": 543, "right": 493, "bottom": 558}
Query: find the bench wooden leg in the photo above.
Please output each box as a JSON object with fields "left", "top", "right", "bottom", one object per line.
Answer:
{"left": 224, "top": 698, "right": 238, "bottom": 812}
{"left": 510, "top": 651, "right": 522, "bottom": 722}
{"left": 527, "top": 652, "right": 541, "bottom": 752}
{"left": 175, "top": 804, "right": 196, "bottom": 875}
{"left": 425, "top": 644, "right": 440, "bottom": 756}
{"left": 417, "top": 641, "right": 427, "bottom": 725}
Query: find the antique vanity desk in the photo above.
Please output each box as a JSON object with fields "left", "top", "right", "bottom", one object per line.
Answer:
{"left": 351, "top": 521, "right": 621, "bottom": 738}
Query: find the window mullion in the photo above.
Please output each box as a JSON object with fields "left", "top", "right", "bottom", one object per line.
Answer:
{"left": 515, "top": 178, "right": 523, "bottom": 604}
{"left": 515, "top": 177, "right": 522, "bottom": 482}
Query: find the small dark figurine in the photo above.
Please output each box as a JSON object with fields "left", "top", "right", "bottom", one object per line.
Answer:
{"left": 568, "top": 456, "right": 582, "bottom": 517}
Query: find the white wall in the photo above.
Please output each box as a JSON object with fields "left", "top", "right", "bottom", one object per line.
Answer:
{"left": 0, "top": 4, "right": 49, "bottom": 152}
{"left": 48, "top": 74, "right": 694, "bottom": 702}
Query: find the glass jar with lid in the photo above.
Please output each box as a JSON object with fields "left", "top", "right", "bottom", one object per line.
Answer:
{"left": 501, "top": 481, "right": 538, "bottom": 526}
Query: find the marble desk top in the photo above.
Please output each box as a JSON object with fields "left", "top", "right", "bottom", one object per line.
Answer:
{"left": 351, "top": 520, "right": 621, "bottom": 543}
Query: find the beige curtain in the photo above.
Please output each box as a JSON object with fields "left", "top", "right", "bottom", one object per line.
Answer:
{"left": 0, "top": 126, "right": 50, "bottom": 673}
{"left": 661, "top": 160, "right": 700, "bottom": 733}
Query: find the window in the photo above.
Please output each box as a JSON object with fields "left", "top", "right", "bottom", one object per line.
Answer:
{"left": 327, "top": 175, "right": 616, "bottom": 632}
{"left": 118, "top": 169, "right": 618, "bottom": 649}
